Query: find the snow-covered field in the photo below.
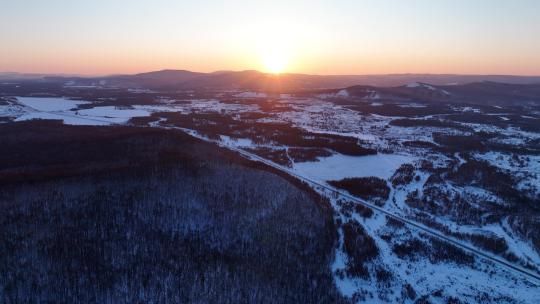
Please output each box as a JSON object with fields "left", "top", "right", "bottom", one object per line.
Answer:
{"left": 16, "top": 96, "right": 89, "bottom": 111}
{"left": 293, "top": 153, "right": 415, "bottom": 181}
{"left": 1, "top": 94, "right": 540, "bottom": 303}
{"left": 5, "top": 97, "right": 261, "bottom": 126}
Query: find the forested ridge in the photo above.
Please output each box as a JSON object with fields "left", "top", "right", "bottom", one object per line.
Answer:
{"left": 0, "top": 121, "right": 345, "bottom": 303}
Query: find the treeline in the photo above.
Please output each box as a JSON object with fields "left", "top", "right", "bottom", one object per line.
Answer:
{"left": 329, "top": 177, "right": 390, "bottom": 205}
{"left": 151, "top": 111, "right": 377, "bottom": 156}
{"left": 349, "top": 103, "right": 455, "bottom": 118}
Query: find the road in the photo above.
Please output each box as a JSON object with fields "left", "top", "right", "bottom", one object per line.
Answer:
{"left": 13, "top": 98, "right": 540, "bottom": 284}
{"left": 214, "top": 140, "right": 540, "bottom": 285}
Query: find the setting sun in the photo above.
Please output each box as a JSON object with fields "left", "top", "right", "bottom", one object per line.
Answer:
{"left": 262, "top": 51, "right": 288, "bottom": 74}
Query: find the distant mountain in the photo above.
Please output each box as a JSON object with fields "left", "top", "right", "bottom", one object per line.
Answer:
{"left": 101, "top": 70, "right": 358, "bottom": 91}
{"left": 0, "top": 72, "right": 64, "bottom": 81}
{"left": 0, "top": 72, "right": 93, "bottom": 81}
{"left": 335, "top": 74, "right": 540, "bottom": 87}
{"left": 336, "top": 81, "right": 540, "bottom": 105}
{"left": 26, "top": 69, "right": 540, "bottom": 92}
{"left": 106, "top": 70, "right": 206, "bottom": 88}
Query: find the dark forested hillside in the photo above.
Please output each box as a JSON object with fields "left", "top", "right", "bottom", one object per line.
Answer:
{"left": 0, "top": 121, "right": 344, "bottom": 303}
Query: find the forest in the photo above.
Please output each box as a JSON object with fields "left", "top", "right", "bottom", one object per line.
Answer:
{"left": 0, "top": 121, "right": 346, "bottom": 303}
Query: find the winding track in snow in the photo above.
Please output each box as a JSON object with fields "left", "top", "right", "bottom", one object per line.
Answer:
{"left": 16, "top": 99, "right": 121, "bottom": 125}
{"left": 214, "top": 140, "right": 540, "bottom": 285}
{"left": 15, "top": 98, "right": 540, "bottom": 285}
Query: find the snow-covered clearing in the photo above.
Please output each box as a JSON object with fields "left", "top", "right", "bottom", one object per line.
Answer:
{"left": 15, "top": 112, "right": 111, "bottom": 126}
{"left": 16, "top": 96, "right": 89, "bottom": 111}
{"left": 233, "top": 91, "right": 267, "bottom": 98}
{"left": 292, "top": 153, "right": 415, "bottom": 181}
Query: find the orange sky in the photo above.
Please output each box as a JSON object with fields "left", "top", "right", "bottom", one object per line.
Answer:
{"left": 1, "top": 0, "right": 540, "bottom": 76}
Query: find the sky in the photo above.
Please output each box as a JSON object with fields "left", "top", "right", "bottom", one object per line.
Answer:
{"left": 1, "top": 0, "right": 540, "bottom": 76}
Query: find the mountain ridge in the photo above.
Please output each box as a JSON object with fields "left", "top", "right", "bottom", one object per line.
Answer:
{"left": 5, "top": 69, "right": 540, "bottom": 91}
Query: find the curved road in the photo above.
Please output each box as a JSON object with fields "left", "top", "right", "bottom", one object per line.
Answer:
{"left": 219, "top": 142, "right": 540, "bottom": 285}
{"left": 13, "top": 98, "right": 540, "bottom": 284}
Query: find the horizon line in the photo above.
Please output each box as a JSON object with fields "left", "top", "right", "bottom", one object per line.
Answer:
{"left": 2, "top": 69, "right": 540, "bottom": 78}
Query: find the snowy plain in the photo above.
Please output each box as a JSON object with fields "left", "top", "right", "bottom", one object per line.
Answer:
{"left": 292, "top": 153, "right": 415, "bottom": 182}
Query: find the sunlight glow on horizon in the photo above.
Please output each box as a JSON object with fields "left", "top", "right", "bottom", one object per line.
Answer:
{"left": 262, "top": 51, "right": 288, "bottom": 74}
{"left": 256, "top": 24, "right": 294, "bottom": 74}
{"left": 1, "top": 0, "right": 540, "bottom": 76}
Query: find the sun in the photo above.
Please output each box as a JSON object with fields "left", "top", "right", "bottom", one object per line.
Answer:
{"left": 262, "top": 51, "right": 288, "bottom": 74}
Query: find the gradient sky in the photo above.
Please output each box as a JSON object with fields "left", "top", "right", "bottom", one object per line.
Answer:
{"left": 1, "top": 0, "right": 540, "bottom": 75}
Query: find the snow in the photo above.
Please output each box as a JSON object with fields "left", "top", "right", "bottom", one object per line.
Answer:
{"left": 364, "top": 90, "right": 381, "bottom": 100}
{"left": 406, "top": 83, "right": 450, "bottom": 95}
{"left": 2, "top": 97, "right": 262, "bottom": 126}
{"left": 127, "top": 88, "right": 155, "bottom": 93}
{"left": 16, "top": 96, "right": 88, "bottom": 111}
{"left": 316, "top": 90, "right": 350, "bottom": 99}
{"left": 4, "top": 93, "right": 540, "bottom": 301}
{"left": 316, "top": 93, "right": 336, "bottom": 99}
{"left": 274, "top": 99, "right": 385, "bottom": 144}
{"left": 461, "top": 106, "right": 482, "bottom": 113}
{"left": 233, "top": 92, "right": 267, "bottom": 98}
{"left": 321, "top": 174, "right": 540, "bottom": 303}
{"left": 476, "top": 151, "right": 540, "bottom": 174}
{"left": 12, "top": 97, "right": 119, "bottom": 125}
{"left": 12, "top": 97, "right": 176, "bottom": 125}
{"left": 336, "top": 89, "right": 349, "bottom": 98}
{"left": 398, "top": 103, "right": 427, "bottom": 108}
{"left": 475, "top": 151, "right": 540, "bottom": 197}
{"left": 219, "top": 135, "right": 257, "bottom": 148}
{"left": 0, "top": 103, "right": 25, "bottom": 119}
{"left": 74, "top": 105, "right": 198, "bottom": 124}
{"left": 308, "top": 130, "right": 377, "bottom": 142}
{"left": 292, "top": 153, "right": 415, "bottom": 182}
{"left": 390, "top": 170, "right": 430, "bottom": 212}
{"left": 14, "top": 112, "right": 111, "bottom": 126}
{"left": 64, "top": 85, "right": 99, "bottom": 89}
{"left": 157, "top": 97, "right": 177, "bottom": 104}
{"left": 187, "top": 99, "right": 259, "bottom": 113}
{"left": 77, "top": 106, "right": 151, "bottom": 119}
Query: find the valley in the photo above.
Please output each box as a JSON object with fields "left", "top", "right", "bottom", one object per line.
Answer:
{"left": 1, "top": 77, "right": 540, "bottom": 303}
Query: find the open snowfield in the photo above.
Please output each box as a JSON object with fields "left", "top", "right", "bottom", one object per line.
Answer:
{"left": 14, "top": 112, "right": 112, "bottom": 126}
{"left": 16, "top": 96, "right": 89, "bottom": 111}
{"left": 293, "top": 153, "right": 415, "bottom": 181}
